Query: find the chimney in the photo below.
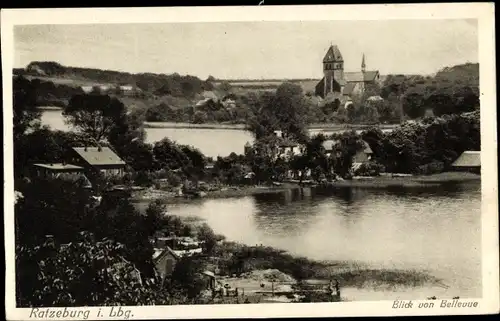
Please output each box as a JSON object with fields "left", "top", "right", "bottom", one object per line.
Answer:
{"left": 98, "top": 145, "right": 102, "bottom": 152}
{"left": 84, "top": 146, "right": 87, "bottom": 152}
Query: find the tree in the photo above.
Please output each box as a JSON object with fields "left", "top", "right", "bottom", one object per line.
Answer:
{"left": 402, "top": 91, "right": 426, "bottom": 119}
{"left": 329, "top": 131, "right": 364, "bottom": 178}
{"left": 145, "top": 199, "right": 167, "bottom": 236}
{"left": 169, "top": 255, "right": 206, "bottom": 300}
{"left": 196, "top": 223, "right": 220, "bottom": 254}
{"left": 272, "top": 82, "right": 310, "bottom": 142}
{"left": 192, "top": 110, "right": 208, "bottom": 124}
{"left": 219, "top": 81, "right": 232, "bottom": 93}
{"left": 153, "top": 138, "right": 191, "bottom": 172}
{"left": 16, "top": 233, "right": 172, "bottom": 307}
{"left": 15, "top": 177, "right": 97, "bottom": 247}
{"left": 426, "top": 91, "right": 454, "bottom": 116}
{"left": 13, "top": 76, "right": 41, "bottom": 141}
{"left": 63, "top": 94, "right": 128, "bottom": 141}
{"left": 347, "top": 104, "right": 356, "bottom": 123}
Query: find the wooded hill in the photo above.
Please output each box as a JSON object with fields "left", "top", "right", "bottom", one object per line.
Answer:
{"left": 14, "top": 61, "right": 479, "bottom": 124}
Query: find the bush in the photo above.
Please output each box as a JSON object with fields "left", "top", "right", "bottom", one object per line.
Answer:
{"left": 133, "top": 171, "right": 154, "bottom": 187}
{"left": 415, "top": 161, "right": 445, "bottom": 175}
{"left": 354, "top": 161, "right": 386, "bottom": 177}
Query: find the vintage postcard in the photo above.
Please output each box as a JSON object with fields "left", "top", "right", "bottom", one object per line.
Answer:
{"left": 2, "top": 3, "right": 498, "bottom": 319}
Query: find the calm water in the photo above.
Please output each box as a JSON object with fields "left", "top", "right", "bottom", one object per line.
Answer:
{"left": 40, "top": 110, "right": 391, "bottom": 158}
{"left": 40, "top": 109, "right": 253, "bottom": 157}
{"left": 137, "top": 182, "right": 482, "bottom": 301}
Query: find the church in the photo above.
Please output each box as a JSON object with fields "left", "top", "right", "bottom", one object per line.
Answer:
{"left": 315, "top": 45, "right": 380, "bottom": 102}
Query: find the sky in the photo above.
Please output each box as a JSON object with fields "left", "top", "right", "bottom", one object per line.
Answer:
{"left": 14, "top": 19, "right": 478, "bottom": 80}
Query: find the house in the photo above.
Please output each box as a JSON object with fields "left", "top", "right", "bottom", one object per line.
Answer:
{"left": 273, "top": 130, "right": 303, "bottom": 160}
{"left": 322, "top": 139, "right": 340, "bottom": 156}
{"left": 119, "top": 84, "right": 135, "bottom": 92}
{"left": 201, "top": 270, "right": 218, "bottom": 291}
{"left": 451, "top": 151, "right": 480, "bottom": 173}
{"left": 353, "top": 141, "right": 373, "bottom": 163}
{"left": 30, "top": 163, "right": 92, "bottom": 188}
{"left": 315, "top": 45, "right": 380, "bottom": 101}
{"left": 153, "top": 246, "right": 181, "bottom": 282}
{"left": 70, "top": 146, "right": 127, "bottom": 178}
{"left": 80, "top": 86, "right": 94, "bottom": 93}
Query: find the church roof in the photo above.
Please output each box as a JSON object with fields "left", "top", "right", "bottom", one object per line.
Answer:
{"left": 342, "top": 83, "right": 357, "bottom": 96}
{"left": 323, "top": 45, "right": 343, "bottom": 62}
{"left": 345, "top": 71, "right": 379, "bottom": 82}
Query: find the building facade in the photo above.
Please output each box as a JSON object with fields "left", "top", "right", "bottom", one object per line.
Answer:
{"left": 315, "top": 45, "right": 380, "bottom": 101}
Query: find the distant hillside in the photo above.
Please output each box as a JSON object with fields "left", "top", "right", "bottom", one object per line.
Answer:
{"left": 434, "top": 62, "right": 479, "bottom": 86}
{"left": 380, "top": 62, "right": 480, "bottom": 119}
{"left": 14, "top": 61, "right": 479, "bottom": 123}
{"left": 18, "top": 61, "right": 214, "bottom": 99}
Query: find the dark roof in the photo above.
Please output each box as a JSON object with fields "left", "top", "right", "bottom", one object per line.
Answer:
{"left": 33, "top": 163, "right": 84, "bottom": 171}
{"left": 316, "top": 77, "right": 346, "bottom": 92}
{"left": 362, "top": 141, "right": 373, "bottom": 154}
{"left": 363, "top": 71, "right": 379, "bottom": 81}
{"left": 345, "top": 71, "right": 379, "bottom": 82}
{"left": 154, "top": 246, "right": 181, "bottom": 262}
{"left": 323, "top": 45, "right": 343, "bottom": 62}
{"left": 452, "top": 151, "right": 480, "bottom": 167}
{"left": 72, "top": 147, "right": 126, "bottom": 167}
{"left": 342, "top": 83, "right": 357, "bottom": 96}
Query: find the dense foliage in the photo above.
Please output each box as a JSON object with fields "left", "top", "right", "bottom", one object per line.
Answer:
{"left": 362, "top": 110, "right": 480, "bottom": 174}
{"left": 16, "top": 234, "right": 171, "bottom": 307}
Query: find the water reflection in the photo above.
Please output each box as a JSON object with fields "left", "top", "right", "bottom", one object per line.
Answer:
{"left": 143, "top": 182, "right": 481, "bottom": 298}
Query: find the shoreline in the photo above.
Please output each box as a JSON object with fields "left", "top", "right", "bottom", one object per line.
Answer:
{"left": 143, "top": 121, "right": 399, "bottom": 131}
{"left": 131, "top": 172, "right": 480, "bottom": 203}
{"left": 38, "top": 109, "right": 398, "bottom": 131}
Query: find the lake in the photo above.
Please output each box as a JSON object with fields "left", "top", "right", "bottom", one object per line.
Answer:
{"left": 40, "top": 109, "right": 392, "bottom": 158}
{"left": 136, "top": 182, "right": 481, "bottom": 301}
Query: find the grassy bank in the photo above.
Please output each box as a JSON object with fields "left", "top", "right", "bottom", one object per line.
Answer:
{"left": 322, "top": 172, "right": 480, "bottom": 189}
{"left": 131, "top": 185, "right": 288, "bottom": 203}
{"left": 143, "top": 121, "right": 400, "bottom": 132}
{"left": 143, "top": 122, "right": 247, "bottom": 130}
{"left": 211, "top": 242, "right": 444, "bottom": 299}
{"left": 131, "top": 172, "right": 480, "bottom": 203}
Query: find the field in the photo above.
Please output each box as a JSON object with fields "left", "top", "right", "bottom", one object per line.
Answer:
{"left": 214, "top": 78, "right": 321, "bottom": 93}
{"left": 23, "top": 75, "right": 108, "bottom": 87}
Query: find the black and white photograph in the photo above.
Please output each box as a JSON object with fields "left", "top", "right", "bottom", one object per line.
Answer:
{"left": 2, "top": 3, "right": 498, "bottom": 319}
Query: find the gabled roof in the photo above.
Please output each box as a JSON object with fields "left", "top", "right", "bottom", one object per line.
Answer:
{"left": 452, "top": 151, "right": 480, "bottom": 167}
{"left": 153, "top": 246, "right": 181, "bottom": 262}
{"left": 72, "top": 147, "right": 126, "bottom": 167}
{"left": 316, "top": 77, "right": 346, "bottom": 92}
{"left": 323, "top": 45, "right": 343, "bottom": 62}
{"left": 362, "top": 141, "right": 373, "bottom": 154}
{"left": 345, "top": 71, "right": 379, "bottom": 83}
{"left": 342, "top": 83, "right": 357, "bottom": 96}
{"left": 363, "top": 71, "right": 379, "bottom": 81}
{"left": 336, "top": 78, "right": 347, "bottom": 86}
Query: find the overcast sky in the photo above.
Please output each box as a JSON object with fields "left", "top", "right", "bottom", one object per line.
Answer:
{"left": 14, "top": 19, "right": 478, "bottom": 79}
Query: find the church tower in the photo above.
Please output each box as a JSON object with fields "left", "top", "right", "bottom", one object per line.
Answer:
{"left": 361, "top": 53, "right": 366, "bottom": 73}
{"left": 323, "top": 45, "right": 344, "bottom": 97}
